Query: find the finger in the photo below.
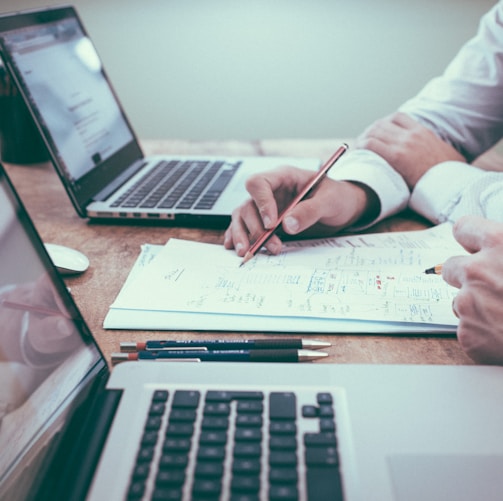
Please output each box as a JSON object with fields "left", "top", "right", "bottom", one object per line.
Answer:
{"left": 356, "top": 119, "right": 404, "bottom": 158}
{"left": 226, "top": 202, "right": 283, "bottom": 256}
{"left": 225, "top": 203, "right": 259, "bottom": 256}
{"left": 282, "top": 179, "right": 350, "bottom": 234}
{"left": 389, "top": 111, "right": 419, "bottom": 129}
{"left": 245, "top": 169, "right": 293, "bottom": 229}
{"left": 360, "top": 117, "right": 402, "bottom": 144}
{"left": 451, "top": 297, "right": 459, "bottom": 319}
{"left": 452, "top": 215, "right": 503, "bottom": 253}
{"left": 441, "top": 254, "right": 468, "bottom": 289}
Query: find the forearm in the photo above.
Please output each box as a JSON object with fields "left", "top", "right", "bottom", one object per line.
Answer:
{"left": 399, "top": 3, "right": 503, "bottom": 161}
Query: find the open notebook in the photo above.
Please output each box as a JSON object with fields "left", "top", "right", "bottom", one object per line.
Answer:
{"left": 105, "top": 223, "right": 463, "bottom": 334}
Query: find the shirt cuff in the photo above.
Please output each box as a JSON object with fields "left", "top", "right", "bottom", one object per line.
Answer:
{"left": 409, "top": 162, "right": 484, "bottom": 223}
{"left": 327, "top": 149, "right": 410, "bottom": 229}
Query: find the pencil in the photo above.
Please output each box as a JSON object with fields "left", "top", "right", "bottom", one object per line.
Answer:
{"left": 240, "top": 143, "right": 349, "bottom": 267}
{"left": 424, "top": 264, "right": 443, "bottom": 275}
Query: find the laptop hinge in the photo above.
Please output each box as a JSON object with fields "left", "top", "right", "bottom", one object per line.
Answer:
{"left": 93, "top": 159, "right": 146, "bottom": 202}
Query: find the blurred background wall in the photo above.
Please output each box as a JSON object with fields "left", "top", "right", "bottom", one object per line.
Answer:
{"left": 0, "top": 0, "right": 497, "bottom": 140}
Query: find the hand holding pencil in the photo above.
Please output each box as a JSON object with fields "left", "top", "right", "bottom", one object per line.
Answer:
{"left": 225, "top": 143, "right": 378, "bottom": 261}
{"left": 240, "top": 144, "right": 348, "bottom": 266}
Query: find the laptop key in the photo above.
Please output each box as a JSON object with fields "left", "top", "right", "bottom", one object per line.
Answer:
{"left": 231, "top": 474, "right": 261, "bottom": 493}
{"left": 163, "top": 437, "right": 191, "bottom": 452}
{"left": 151, "top": 487, "right": 183, "bottom": 501}
{"left": 172, "top": 390, "right": 200, "bottom": 408}
{"left": 195, "top": 461, "right": 224, "bottom": 478}
{"left": 192, "top": 477, "right": 222, "bottom": 498}
{"left": 269, "top": 467, "right": 298, "bottom": 484}
{"left": 305, "top": 447, "right": 339, "bottom": 466}
{"left": 269, "top": 484, "right": 299, "bottom": 500}
{"left": 306, "top": 466, "right": 344, "bottom": 501}
{"left": 269, "top": 392, "right": 297, "bottom": 420}
{"left": 155, "top": 469, "right": 185, "bottom": 486}
{"left": 127, "top": 480, "right": 146, "bottom": 500}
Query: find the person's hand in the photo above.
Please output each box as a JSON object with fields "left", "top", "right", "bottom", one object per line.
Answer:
{"left": 356, "top": 112, "right": 466, "bottom": 189}
{"left": 442, "top": 215, "right": 503, "bottom": 365}
{"left": 224, "top": 165, "right": 379, "bottom": 256}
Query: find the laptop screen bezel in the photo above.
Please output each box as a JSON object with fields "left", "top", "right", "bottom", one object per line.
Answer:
{"left": 0, "top": 162, "right": 110, "bottom": 497}
{"left": 0, "top": 5, "right": 145, "bottom": 217}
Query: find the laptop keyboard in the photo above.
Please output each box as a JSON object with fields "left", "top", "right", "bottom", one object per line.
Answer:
{"left": 111, "top": 160, "right": 241, "bottom": 211}
{"left": 127, "top": 389, "right": 344, "bottom": 500}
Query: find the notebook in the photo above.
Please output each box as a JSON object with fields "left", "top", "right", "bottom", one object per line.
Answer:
{"left": 0, "top": 5, "right": 319, "bottom": 227}
{"left": 2, "top": 166, "right": 503, "bottom": 501}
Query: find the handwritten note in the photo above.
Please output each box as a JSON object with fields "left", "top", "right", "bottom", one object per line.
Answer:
{"left": 106, "top": 224, "right": 464, "bottom": 332}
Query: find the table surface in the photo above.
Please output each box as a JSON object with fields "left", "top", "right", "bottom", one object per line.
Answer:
{"left": 7, "top": 137, "right": 498, "bottom": 367}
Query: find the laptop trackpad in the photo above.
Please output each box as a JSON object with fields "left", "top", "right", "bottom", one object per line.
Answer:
{"left": 388, "top": 454, "right": 503, "bottom": 501}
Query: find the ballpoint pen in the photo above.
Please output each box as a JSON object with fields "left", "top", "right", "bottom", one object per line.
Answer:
{"left": 240, "top": 143, "right": 349, "bottom": 266}
{"left": 120, "top": 338, "right": 331, "bottom": 352}
{"left": 111, "top": 349, "right": 328, "bottom": 364}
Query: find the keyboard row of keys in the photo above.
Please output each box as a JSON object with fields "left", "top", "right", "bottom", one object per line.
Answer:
{"left": 110, "top": 160, "right": 240, "bottom": 211}
{"left": 127, "top": 389, "right": 344, "bottom": 500}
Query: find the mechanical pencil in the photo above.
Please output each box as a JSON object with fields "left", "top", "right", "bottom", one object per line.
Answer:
{"left": 112, "top": 349, "right": 328, "bottom": 364}
{"left": 120, "top": 338, "right": 331, "bottom": 352}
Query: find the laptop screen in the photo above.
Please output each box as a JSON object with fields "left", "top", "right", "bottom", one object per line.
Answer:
{"left": 0, "top": 6, "right": 143, "bottom": 215}
{"left": 0, "top": 166, "right": 103, "bottom": 499}
{"left": 0, "top": 16, "right": 133, "bottom": 183}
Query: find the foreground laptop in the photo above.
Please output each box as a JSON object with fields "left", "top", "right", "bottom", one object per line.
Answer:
{"left": 0, "top": 5, "right": 319, "bottom": 227}
{"left": 2, "top": 161, "right": 503, "bottom": 501}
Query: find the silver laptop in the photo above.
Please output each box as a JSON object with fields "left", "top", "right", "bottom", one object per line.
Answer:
{"left": 2, "top": 161, "right": 503, "bottom": 501}
{"left": 0, "top": 5, "right": 319, "bottom": 227}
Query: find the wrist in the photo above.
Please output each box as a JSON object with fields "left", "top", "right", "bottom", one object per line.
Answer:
{"left": 345, "top": 181, "right": 381, "bottom": 226}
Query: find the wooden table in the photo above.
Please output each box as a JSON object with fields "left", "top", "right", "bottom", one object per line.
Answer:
{"left": 4, "top": 138, "right": 484, "bottom": 367}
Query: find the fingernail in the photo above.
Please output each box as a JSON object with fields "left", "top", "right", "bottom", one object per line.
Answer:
{"left": 262, "top": 215, "right": 272, "bottom": 228}
{"left": 235, "top": 243, "right": 244, "bottom": 255}
{"left": 284, "top": 216, "right": 299, "bottom": 233}
{"left": 269, "top": 241, "right": 282, "bottom": 254}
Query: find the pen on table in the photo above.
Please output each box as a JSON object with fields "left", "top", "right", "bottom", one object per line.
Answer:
{"left": 424, "top": 264, "right": 443, "bottom": 275}
{"left": 240, "top": 143, "right": 349, "bottom": 267}
{"left": 111, "top": 349, "right": 328, "bottom": 364}
{"left": 0, "top": 298, "right": 64, "bottom": 317}
{"left": 120, "top": 338, "right": 331, "bottom": 352}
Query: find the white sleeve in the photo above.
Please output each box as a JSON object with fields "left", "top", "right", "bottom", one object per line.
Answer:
{"left": 327, "top": 149, "right": 410, "bottom": 229}
{"left": 399, "top": 2, "right": 503, "bottom": 161}
{"left": 410, "top": 161, "right": 503, "bottom": 223}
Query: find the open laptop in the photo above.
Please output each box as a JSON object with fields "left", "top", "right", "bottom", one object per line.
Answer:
{"left": 2, "top": 164, "right": 503, "bottom": 501}
{"left": 0, "top": 5, "right": 319, "bottom": 227}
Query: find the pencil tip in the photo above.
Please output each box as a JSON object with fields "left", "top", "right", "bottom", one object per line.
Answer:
{"left": 239, "top": 251, "right": 253, "bottom": 268}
